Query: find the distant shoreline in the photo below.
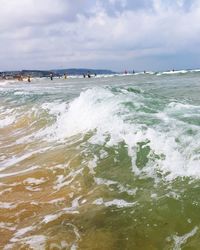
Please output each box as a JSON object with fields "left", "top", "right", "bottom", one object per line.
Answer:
{"left": 0, "top": 68, "right": 116, "bottom": 79}
{"left": 0, "top": 68, "right": 200, "bottom": 81}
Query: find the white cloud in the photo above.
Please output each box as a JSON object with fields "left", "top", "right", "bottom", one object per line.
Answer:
{"left": 109, "top": 0, "right": 127, "bottom": 8}
{"left": 0, "top": 0, "right": 69, "bottom": 30}
{"left": 0, "top": 0, "right": 200, "bottom": 71}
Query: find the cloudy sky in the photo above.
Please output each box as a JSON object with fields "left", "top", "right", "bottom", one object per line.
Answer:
{"left": 0, "top": 0, "right": 200, "bottom": 71}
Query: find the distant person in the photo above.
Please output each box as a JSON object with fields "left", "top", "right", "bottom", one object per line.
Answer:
{"left": 124, "top": 70, "right": 127, "bottom": 74}
{"left": 64, "top": 73, "right": 67, "bottom": 79}
{"left": 144, "top": 70, "right": 146, "bottom": 74}
{"left": 132, "top": 70, "right": 135, "bottom": 74}
{"left": 83, "top": 74, "right": 86, "bottom": 78}
{"left": 18, "top": 75, "right": 23, "bottom": 81}
{"left": 27, "top": 76, "right": 31, "bottom": 82}
{"left": 50, "top": 73, "right": 53, "bottom": 80}
{"left": 87, "top": 71, "right": 91, "bottom": 78}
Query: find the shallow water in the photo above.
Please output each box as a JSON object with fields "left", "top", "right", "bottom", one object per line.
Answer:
{"left": 1, "top": 72, "right": 200, "bottom": 249}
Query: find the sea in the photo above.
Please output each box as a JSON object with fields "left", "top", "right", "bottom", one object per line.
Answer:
{"left": 0, "top": 70, "right": 200, "bottom": 249}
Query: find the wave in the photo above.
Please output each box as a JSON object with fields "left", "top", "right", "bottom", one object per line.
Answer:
{"left": 1, "top": 80, "right": 200, "bottom": 181}
{"left": 22, "top": 86, "right": 199, "bottom": 181}
{"left": 0, "top": 79, "right": 18, "bottom": 86}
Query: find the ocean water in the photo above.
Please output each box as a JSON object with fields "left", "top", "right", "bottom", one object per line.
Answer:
{"left": 0, "top": 71, "right": 200, "bottom": 249}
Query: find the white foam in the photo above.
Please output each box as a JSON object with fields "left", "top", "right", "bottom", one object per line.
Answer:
{"left": 25, "top": 186, "right": 42, "bottom": 192}
{"left": 0, "top": 202, "right": 17, "bottom": 209}
{"left": 0, "top": 107, "right": 17, "bottom": 128}
{"left": 22, "top": 235, "right": 46, "bottom": 250}
{"left": 0, "top": 165, "right": 39, "bottom": 178}
{"left": 14, "top": 226, "right": 35, "bottom": 238}
{"left": 99, "top": 149, "right": 108, "bottom": 159}
{"left": 0, "top": 115, "right": 15, "bottom": 128}
{"left": 0, "top": 147, "right": 50, "bottom": 172}
{"left": 167, "top": 102, "right": 199, "bottom": 111}
{"left": 23, "top": 177, "right": 47, "bottom": 185}
{"left": 4, "top": 226, "right": 42, "bottom": 250}
{"left": 190, "top": 69, "right": 200, "bottom": 73}
{"left": 5, "top": 235, "right": 46, "bottom": 250}
{"left": 157, "top": 70, "right": 188, "bottom": 76}
{"left": 87, "top": 156, "right": 98, "bottom": 174}
{"left": 42, "top": 214, "right": 60, "bottom": 224}
{"left": 41, "top": 102, "right": 68, "bottom": 116}
{"left": 42, "top": 88, "right": 133, "bottom": 145}
{"left": 0, "top": 80, "right": 16, "bottom": 86}
{"left": 42, "top": 210, "right": 79, "bottom": 225}
{"left": 172, "top": 226, "right": 198, "bottom": 250}
{"left": 0, "top": 187, "right": 12, "bottom": 196}
{"left": 54, "top": 168, "right": 83, "bottom": 191}
{"left": 94, "top": 177, "right": 138, "bottom": 195}
{"left": 42, "top": 197, "right": 81, "bottom": 224}
{"left": 0, "top": 222, "right": 16, "bottom": 231}
{"left": 48, "top": 197, "right": 65, "bottom": 204}
{"left": 14, "top": 91, "right": 30, "bottom": 95}
{"left": 93, "top": 198, "right": 137, "bottom": 208}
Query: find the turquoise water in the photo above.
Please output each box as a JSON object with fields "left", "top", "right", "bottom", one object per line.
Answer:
{"left": 0, "top": 71, "right": 200, "bottom": 249}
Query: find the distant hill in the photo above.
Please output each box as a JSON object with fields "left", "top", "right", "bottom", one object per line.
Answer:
{"left": 0, "top": 70, "right": 53, "bottom": 77}
{"left": 52, "top": 68, "right": 116, "bottom": 75}
{"left": 21, "top": 70, "right": 53, "bottom": 77}
{"left": 0, "top": 68, "right": 116, "bottom": 77}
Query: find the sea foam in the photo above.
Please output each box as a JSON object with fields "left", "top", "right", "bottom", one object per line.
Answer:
{"left": 29, "top": 86, "right": 200, "bottom": 181}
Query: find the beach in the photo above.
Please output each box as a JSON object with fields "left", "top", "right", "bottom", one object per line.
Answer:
{"left": 1, "top": 71, "right": 200, "bottom": 249}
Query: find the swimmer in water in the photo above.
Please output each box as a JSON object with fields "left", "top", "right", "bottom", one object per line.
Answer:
{"left": 18, "top": 75, "right": 23, "bottom": 81}
{"left": 87, "top": 71, "right": 91, "bottom": 78}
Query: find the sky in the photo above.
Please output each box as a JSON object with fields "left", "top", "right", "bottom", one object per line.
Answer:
{"left": 0, "top": 0, "right": 200, "bottom": 72}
